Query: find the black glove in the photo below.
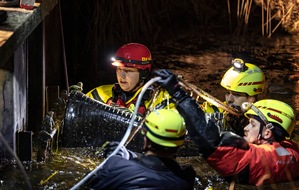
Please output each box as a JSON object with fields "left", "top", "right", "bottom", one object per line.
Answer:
{"left": 104, "top": 141, "right": 137, "bottom": 160}
{"left": 225, "top": 113, "right": 248, "bottom": 136}
{"left": 153, "top": 69, "right": 188, "bottom": 102}
{"left": 152, "top": 69, "right": 180, "bottom": 96}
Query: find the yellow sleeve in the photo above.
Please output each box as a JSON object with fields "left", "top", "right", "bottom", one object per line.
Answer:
{"left": 144, "top": 88, "right": 176, "bottom": 111}
{"left": 85, "top": 84, "right": 114, "bottom": 103}
{"left": 201, "top": 101, "right": 225, "bottom": 113}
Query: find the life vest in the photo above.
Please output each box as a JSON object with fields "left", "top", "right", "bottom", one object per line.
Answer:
{"left": 86, "top": 84, "right": 175, "bottom": 116}
{"left": 207, "top": 140, "right": 299, "bottom": 186}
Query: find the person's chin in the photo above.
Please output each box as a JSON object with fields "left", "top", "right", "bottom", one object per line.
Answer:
{"left": 119, "top": 84, "right": 128, "bottom": 90}
{"left": 121, "top": 87, "right": 132, "bottom": 92}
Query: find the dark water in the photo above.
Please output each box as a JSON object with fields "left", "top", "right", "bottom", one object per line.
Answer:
{"left": 1, "top": 34, "right": 299, "bottom": 190}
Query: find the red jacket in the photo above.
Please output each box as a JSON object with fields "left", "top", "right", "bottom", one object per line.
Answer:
{"left": 207, "top": 140, "right": 299, "bottom": 186}
{"left": 175, "top": 97, "right": 299, "bottom": 186}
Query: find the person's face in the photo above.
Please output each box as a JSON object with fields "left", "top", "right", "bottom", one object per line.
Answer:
{"left": 243, "top": 117, "right": 262, "bottom": 143}
{"left": 116, "top": 66, "right": 140, "bottom": 92}
{"left": 225, "top": 91, "right": 255, "bottom": 108}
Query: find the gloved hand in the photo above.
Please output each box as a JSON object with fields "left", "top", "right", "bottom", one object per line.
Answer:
{"left": 104, "top": 141, "right": 137, "bottom": 160}
{"left": 205, "top": 112, "right": 225, "bottom": 131}
{"left": 152, "top": 69, "right": 180, "bottom": 96}
{"left": 153, "top": 69, "right": 188, "bottom": 103}
{"left": 225, "top": 113, "right": 248, "bottom": 136}
{"left": 69, "top": 82, "right": 83, "bottom": 93}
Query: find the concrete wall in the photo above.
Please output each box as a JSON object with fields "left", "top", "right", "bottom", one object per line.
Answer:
{"left": 0, "top": 43, "right": 27, "bottom": 161}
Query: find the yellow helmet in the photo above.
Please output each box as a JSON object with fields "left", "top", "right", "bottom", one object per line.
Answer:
{"left": 244, "top": 99, "right": 295, "bottom": 137}
{"left": 143, "top": 109, "right": 186, "bottom": 147}
{"left": 220, "top": 58, "right": 265, "bottom": 96}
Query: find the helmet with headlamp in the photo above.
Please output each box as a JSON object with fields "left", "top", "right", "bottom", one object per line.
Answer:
{"left": 111, "top": 43, "right": 152, "bottom": 80}
{"left": 220, "top": 58, "right": 265, "bottom": 96}
{"left": 243, "top": 99, "right": 295, "bottom": 137}
{"left": 142, "top": 109, "right": 186, "bottom": 147}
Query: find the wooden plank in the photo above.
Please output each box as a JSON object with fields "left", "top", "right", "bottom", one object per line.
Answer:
{"left": 0, "top": 0, "right": 58, "bottom": 66}
{"left": 0, "top": 31, "right": 13, "bottom": 46}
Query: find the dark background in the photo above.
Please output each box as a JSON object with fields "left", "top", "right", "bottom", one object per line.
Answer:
{"left": 46, "top": 0, "right": 282, "bottom": 93}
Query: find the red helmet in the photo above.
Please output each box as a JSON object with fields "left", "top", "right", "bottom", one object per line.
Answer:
{"left": 111, "top": 43, "right": 152, "bottom": 71}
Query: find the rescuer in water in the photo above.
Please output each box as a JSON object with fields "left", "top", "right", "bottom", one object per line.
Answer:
{"left": 153, "top": 69, "right": 299, "bottom": 186}
{"left": 86, "top": 109, "right": 195, "bottom": 189}
{"left": 201, "top": 58, "right": 265, "bottom": 136}
{"left": 84, "top": 42, "right": 174, "bottom": 116}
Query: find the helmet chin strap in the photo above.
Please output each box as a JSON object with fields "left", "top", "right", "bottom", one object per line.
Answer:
{"left": 256, "top": 123, "right": 264, "bottom": 142}
{"left": 128, "top": 69, "right": 148, "bottom": 93}
{"left": 131, "top": 80, "right": 144, "bottom": 93}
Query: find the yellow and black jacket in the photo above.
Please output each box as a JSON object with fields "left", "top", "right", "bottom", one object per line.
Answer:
{"left": 86, "top": 84, "right": 175, "bottom": 116}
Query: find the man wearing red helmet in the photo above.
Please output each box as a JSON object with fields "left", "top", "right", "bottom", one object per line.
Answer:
{"left": 85, "top": 43, "right": 174, "bottom": 116}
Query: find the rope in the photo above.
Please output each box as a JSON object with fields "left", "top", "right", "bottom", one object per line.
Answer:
{"left": 70, "top": 76, "right": 161, "bottom": 190}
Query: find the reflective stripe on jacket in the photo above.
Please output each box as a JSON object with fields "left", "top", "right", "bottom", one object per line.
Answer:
{"left": 176, "top": 96, "right": 299, "bottom": 186}
{"left": 86, "top": 84, "right": 114, "bottom": 103}
{"left": 207, "top": 140, "right": 299, "bottom": 186}
{"left": 86, "top": 84, "right": 175, "bottom": 115}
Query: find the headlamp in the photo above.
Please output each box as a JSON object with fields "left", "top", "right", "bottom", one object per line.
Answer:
{"left": 111, "top": 56, "right": 152, "bottom": 70}
{"left": 111, "top": 56, "right": 152, "bottom": 65}
{"left": 111, "top": 62, "right": 123, "bottom": 67}
{"left": 232, "top": 58, "right": 248, "bottom": 72}
{"left": 241, "top": 102, "right": 273, "bottom": 129}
